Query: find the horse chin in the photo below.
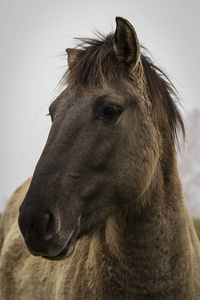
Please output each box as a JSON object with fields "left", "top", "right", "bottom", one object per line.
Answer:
{"left": 42, "top": 225, "right": 79, "bottom": 261}
{"left": 43, "top": 241, "right": 76, "bottom": 261}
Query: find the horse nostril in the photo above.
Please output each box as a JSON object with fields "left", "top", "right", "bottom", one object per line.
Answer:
{"left": 18, "top": 207, "right": 61, "bottom": 254}
{"left": 42, "top": 211, "right": 60, "bottom": 241}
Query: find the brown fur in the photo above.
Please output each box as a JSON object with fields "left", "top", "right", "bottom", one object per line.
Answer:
{"left": 0, "top": 17, "right": 200, "bottom": 299}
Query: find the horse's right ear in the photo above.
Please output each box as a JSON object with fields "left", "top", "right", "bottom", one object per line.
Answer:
{"left": 66, "top": 48, "right": 81, "bottom": 68}
{"left": 114, "top": 17, "right": 141, "bottom": 74}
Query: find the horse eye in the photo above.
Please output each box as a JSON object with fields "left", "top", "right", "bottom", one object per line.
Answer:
{"left": 101, "top": 105, "right": 122, "bottom": 119}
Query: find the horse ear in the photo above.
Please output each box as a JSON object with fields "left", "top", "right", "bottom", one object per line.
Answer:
{"left": 114, "top": 17, "right": 141, "bottom": 74}
{"left": 66, "top": 48, "right": 81, "bottom": 68}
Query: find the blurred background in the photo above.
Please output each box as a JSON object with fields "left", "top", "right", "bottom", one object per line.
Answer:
{"left": 0, "top": 0, "right": 199, "bottom": 216}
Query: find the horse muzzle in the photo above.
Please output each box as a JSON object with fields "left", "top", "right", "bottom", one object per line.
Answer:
{"left": 18, "top": 205, "right": 81, "bottom": 260}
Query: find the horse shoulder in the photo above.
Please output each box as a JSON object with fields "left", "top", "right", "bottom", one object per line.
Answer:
{"left": 1, "top": 177, "right": 32, "bottom": 242}
{"left": 0, "top": 178, "right": 31, "bottom": 299}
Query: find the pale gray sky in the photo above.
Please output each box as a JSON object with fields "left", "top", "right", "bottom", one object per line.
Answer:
{"left": 0, "top": 0, "right": 200, "bottom": 210}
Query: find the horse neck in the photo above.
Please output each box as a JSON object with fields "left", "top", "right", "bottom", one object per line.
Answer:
{"left": 92, "top": 153, "right": 196, "bottom": 296}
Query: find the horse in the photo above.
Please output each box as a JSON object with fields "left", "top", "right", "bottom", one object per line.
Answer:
{"left": 0, "top": 17, "right": 200, "bottom": 300}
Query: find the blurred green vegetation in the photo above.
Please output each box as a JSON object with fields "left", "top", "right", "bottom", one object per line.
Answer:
{"left": 193, "top": 219, "right": 200, "bottom": 241}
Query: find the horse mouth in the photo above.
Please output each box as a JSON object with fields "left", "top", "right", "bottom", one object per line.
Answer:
{"left": 42, "top": 217, "right": 81, "bottom": 261}
{"left": 43, "top": 239, "right": 76, "bottom": 261}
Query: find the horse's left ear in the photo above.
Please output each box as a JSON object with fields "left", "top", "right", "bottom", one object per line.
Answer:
{"left": 114, "top": 17, "right": 141, "bottom": 74}
{"left": 66, "top": 48, "right": 81, "bottom": 68}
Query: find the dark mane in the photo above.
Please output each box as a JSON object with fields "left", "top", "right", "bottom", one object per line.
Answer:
{"left": 66, "top": 34, "right": 121, "bottom": 87}
{"left": 65, "top": 34, "right": 185, "bottom": 146}
{"left": 140, "top": 52, "right": 185, "bottom": 147}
